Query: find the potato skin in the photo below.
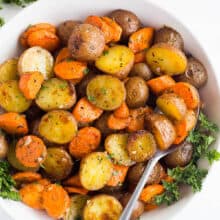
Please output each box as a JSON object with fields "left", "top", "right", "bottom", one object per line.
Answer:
{"left": 68, "top": 24, "right": 105, "bottom": 61}
{"left": 164, "top": 141, "right": 193, "bottom": 168}
{"left": 130, "top": 62, "right": 153, "bottom": 80}
{"left": 154, "top": 26, "right": 184, "bottom": 50}
{"left": 125, "top": 77, "right": 149, "bottom": 108}
{"left": 175, "top": 57, "right": 208, "bottom": 88}
{"left": 109, "top": 9, "right": 141, "bottom": 40}
{"left": 0, "top": 134, "right": 8, "bottom": 159}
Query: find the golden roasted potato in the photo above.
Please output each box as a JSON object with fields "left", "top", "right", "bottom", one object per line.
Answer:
{"left": 0, "top": 134, "right": 8, "bottom": 159}
{"left": 0, "top": 80, "right": 31, "bottom": 113}
{"left": 39, "top": 110, "right": 77, "bottom": 144}
{"left": 95, "top": 45, "right": 134, "bottom": 79}
{"left": 146, "top": 43, "right": 187, "bottom": 75}
{"left": 80, "top": 152, "right": 113, "bottom": 190}
{"left": 86, "top": 75, "right": 126, "bottom": 110}
{"left": 0, "top": 58, "right": 18, "bottom": 82}
{"left": 156, "top": 93, "right": 187, "bottom": 121}
{"left": 83, "top": 194, "right": 122, "bottom": 220}
{"left": 146, "top": 113, "right": 176, "bottom": 150}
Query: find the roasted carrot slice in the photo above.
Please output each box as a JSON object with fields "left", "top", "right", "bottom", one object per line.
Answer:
{"left": 63, "top": 175, "right": 82, "bottom": 187}
{"left": 107, "top": 114, "right": 130, "bottom": 130}
{"left": 114, "top": 102, "right": 129, "bottom": 119}
{"left": 19, "top": 71, "right": 44, "bottom": 100}
{"left": 129, "top": 27, "right": 154, "bottom": 53}
{"left": 162, "top": 175, "right": 174, "bottom": 183}
{"left": 36, "top": 178, "right": 51, "bottom": 186}
{"left": 0, "top": 112, "right": 28, "bottom": 134}
{"left": 134, "top": 51, "right": 146, "bottom": 63}
{"left": 64, "top": 186, "right": 89, "bottom": 195}
{"left": 72, "top": 97, "right": 103, "bottom": 123}
{"left": 13, "top": 172, "right": 42, "bottom": 184}
{"left": 107, "top": 164, "right": 129, "bottom": 187}
{"left": 42, "top": 184, "right": 70, "bottom": 219}
{"left": 173, "top": 119, "right": 188, "bottom": 145}
{"left": 15, "top": 135, "right": 47, "bottom": 168}
{"left": 69, "top": 127, "right": 101, "bottom": 159}
{"left": 145, "top": 204, "right": 159, "bottom": 211}
{"left": 55, "top": 47, "right": 72, "bottom": 64}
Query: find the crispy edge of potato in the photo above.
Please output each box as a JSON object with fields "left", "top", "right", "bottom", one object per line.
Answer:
{"left": 0, "top": 58, "right": 18, "bottom": 82}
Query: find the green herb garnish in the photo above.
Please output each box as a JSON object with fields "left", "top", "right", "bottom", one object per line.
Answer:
{"left": 87, "top": 95, "right": 95, "bottom": 102}
{"left": 83, "top": 68, "right": 89, "bottom": 75}
{"left": 0, "top": 17, "right": 5, "bottom": 27}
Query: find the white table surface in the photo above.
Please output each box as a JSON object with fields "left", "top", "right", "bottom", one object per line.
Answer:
{"left": 0, "top": 0, "right": 220, "bottom": 219}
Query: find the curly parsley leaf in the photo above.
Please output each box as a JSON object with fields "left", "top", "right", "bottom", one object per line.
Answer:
{"left": 0, "top": 17, "right": 5, "bottom": 27}
{"left": 198, "top": 112, "right": 219, "bottom": 132}
{"left": 206, "top": 149, "right": 220, "bottom": 164}
{"left": 2, "top": 0, "right": 37, "bottom": 7}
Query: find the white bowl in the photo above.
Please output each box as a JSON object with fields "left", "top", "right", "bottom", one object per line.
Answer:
{"left": 0, "top": 0, "right": 220, "bottom": 219}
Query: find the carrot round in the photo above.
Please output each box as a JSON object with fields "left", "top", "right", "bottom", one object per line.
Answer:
{"left": 69, "top": 126, "right": 101, "bottom": 159}
{"left": 107, "top": 114, "right": 130, "bottom": 130}
{"left": 19, "top": 71, "right": 44, "bottom": 100}
{"left": 63, "top": 174, "right": 82, "bottom": 187}
{"left": 72, "top": 97, "right": 103, "bottom": 123}
{"left": 42, "top": 184, "right": 70, "bottom": 219}
{"left": 16, "top": 135, "right": 47, "bottom": 168}
{"left": 54, "top": 60, "right": 87, "bottom": 80}
{"left": 107, "top": 164, "right": 129, "bottom": 187}
{"left": 36, "top": 178, "right": 51, "bottom": 186}
{"left": 145, "top": 204, "right": 158, "bottom": 211}
{"left": 0, "top": 112, "right": 28, "bottom": 134}
{"left": 114, "top": 102, "right": 129, "bottom": 119}
{"left": 64, "top": 186, "right": 89, "bottom": 195}
{"left": 140, "top": 184, "right": 164, "bottom": 203}
{"left": 162, "top": 175, "right": 174, "bottom": 183}
{"left": 55, "top": 47, "right": 72, "bottom": 64}
{"left": 27, "top": 29, "right": 60, "bottom": 52}
{"left": 129, "top": 27, "right": 154, "bottom": 53}
{"left": 173, "top": 118, "right": 188, "bottom": 145}
{"left": 134, "top": 51, "right": 146, "bottom": 63}
{"left": 13, "top": 172, "right": 42, "bottom": 184}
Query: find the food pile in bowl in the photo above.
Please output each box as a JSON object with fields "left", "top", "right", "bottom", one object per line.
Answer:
{"left": 0, "top": 8, "right": 219, "bottom": 220}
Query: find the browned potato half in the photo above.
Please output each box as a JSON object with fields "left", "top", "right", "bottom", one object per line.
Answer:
{"left": 68, "top": 23, "right": 105, "bottom": 61}
{"left": 130, "top": 62, "right": 153, "bottom": 80}
{"left": 80, "top": 152, "right": 113, "bottom": 190}
{"left": 87, "top": 75, "right": 126, "bottom": 110}
{"left": 125, "top": 76, "right": 149, "bottom": 108}
{"left": 57, "top": 20, "right": 81, "bottom": 45}
{"left": 156, "top": 93, "right": 187, "bottom": 121}
{"left": 109, "top": 9, "right": 141, "bottom": 40}
{"left": 127, "top": 130, "right": 157, "bottom": 162}
{"left": 83, "top": 194, "right": 122, "bottom": 220}
{"left": 146, "top": 43, "right": 187, "bottom": 75}
{"left": 185, "top": 110, "right": 197, "bottom": 132}
{"left": 120, "top": 193, "right": 144, "bottom": 220}
{"left": 105, "top": 133, "right": 135, "bottom": 166}
{"left": 146, "top": 113, "right": 176, "bottom": 150}
{"left": 154, "top": 26, "right": 184, "bottom": 50}
{"left": 0, "top": 80, "right": 31, "bottom": 113}
{"left": 36, "top": 78, "right": 76, "bottom": 111}
{"left": 0, "top": 59, "right": 18, "bottom": 82}
{"left": 95, "top": 45, "right": 134, "bottom": 79}
{"left": 42, "top": 147, "right": 73, "bottom": 180}
{"left": 39, "top": 110, "right": 77, "bottom": 144}
{"left": 18, "top": 46, "right": 54, "bottom": 80}
{"left": 0, "top": 134, "right": 8, "bottom": 159}
{"left": 175, "top": 57, "right": 208, "bottom": 88}
{"left": 164, "top": 141, "right": 193, "bottom": 168}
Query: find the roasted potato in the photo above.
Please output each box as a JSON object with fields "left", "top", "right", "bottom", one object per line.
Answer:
{"left": 175, "top": 57, "right": 208, "bottom": 88}
{"left": 127, "top": 130, "right": 157, "bottom": 162}
{"left": 109, "top": 9, "right": 141, "bottom": 40}
{"left": 164, "top": 141, "right": 193, "bottom": 168}
{"left": 57, "top": 20, "right": 81, "bottom": 45}
{"left": 0, "top": 58, "right": 18, "bottom": 82}
{"left": 0, "top": 133, "right": 8, "bottom": 159}
{"left": 0, "top": 80, "right": 31, "bottom": 113}
{"left": 146, "top": 113, "right": 176, "bottom": 150}
{"left": 38, "top": 110, "right": 77, "bottom": 144}
{"left": 156, "top": 93, "right": 187, "bottom": 121}
{"left": 86, "top": 75, "right": 126, "bottom": 110}
{"left": 105, "top": 133, "right": 135, "bottom": 166}
{"left": 18, "top": 46, "right": 54, "bottom": 80}
{"left": 185, "top": 110, "right": 197, "bottom": 132}
{"left": 36, "top": 78, "right": 76, "bottom": 111}
{"left": 154, "top": 26, "right": 184, "bottom": 50}
{"left": 120, "top": 193, "right": 144, "bottom": 220}
{"left": 42, "top": 147, "right": 73, "bottom": 180}
{"left": 125, "top": 76, "right": 149, "bottom": 108}
{"left": 95, "top": 45, "right": 134, "bottom": 79}
{"left": 130, "top": 62, "right": 153, "bottom": 80}
{"left": 68, "top": 23, "right": 105, "bottom": 61}
{"left": 83, "top": 194, "right": 122, "bottom": 220}
{"left": 146, "top": 43, "right": 187, "bottom": 75}
{"left": 80, "top": 152, "right": 113, "bottom": 190}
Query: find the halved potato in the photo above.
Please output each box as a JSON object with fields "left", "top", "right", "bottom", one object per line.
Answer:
{"left": 146, "top": 113, "right": 176, "bottom": 150}
{"left": 156, "top": 93, "right": 187, "bottom": 121}
{"left": 0, "top": 59, "right": 18, "bottom": 82}
{"left": 185, "top": 110, "right": 197, "bottom": 132}
{"left": 39, "top": 110, "right": 77, "bottom": 144}
{"left": 83, "top": 194, "right": 122, "bottom": 220}
{"left": 86, "top": 75, "right": 126, "bottom": 110}
{"left": 105, "top": 133, "right": 135, "bottom": 166}
{"left": 36, "top": 78, "right": 76, "bottom": 111}
{"left": 18, "top": 46, "right": 54, "bottom": 80}
{"left": 95, "top": 45, "right": 134, "bottom": 79}
{"left": 127, "top": 130, "right": 157, "bottom": 162}
{"left": 0, "top": 80, "right": 31, "bottom": 113}
{"left": 80, "top": 152, "right": 113, "bottom": 190}
{"left": 146, "top": 43, "right": 187, "bottom": 75}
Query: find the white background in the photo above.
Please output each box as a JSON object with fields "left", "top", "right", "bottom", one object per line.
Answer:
{"left": 0, "top": 0, "right": 220, "bottom": 219}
